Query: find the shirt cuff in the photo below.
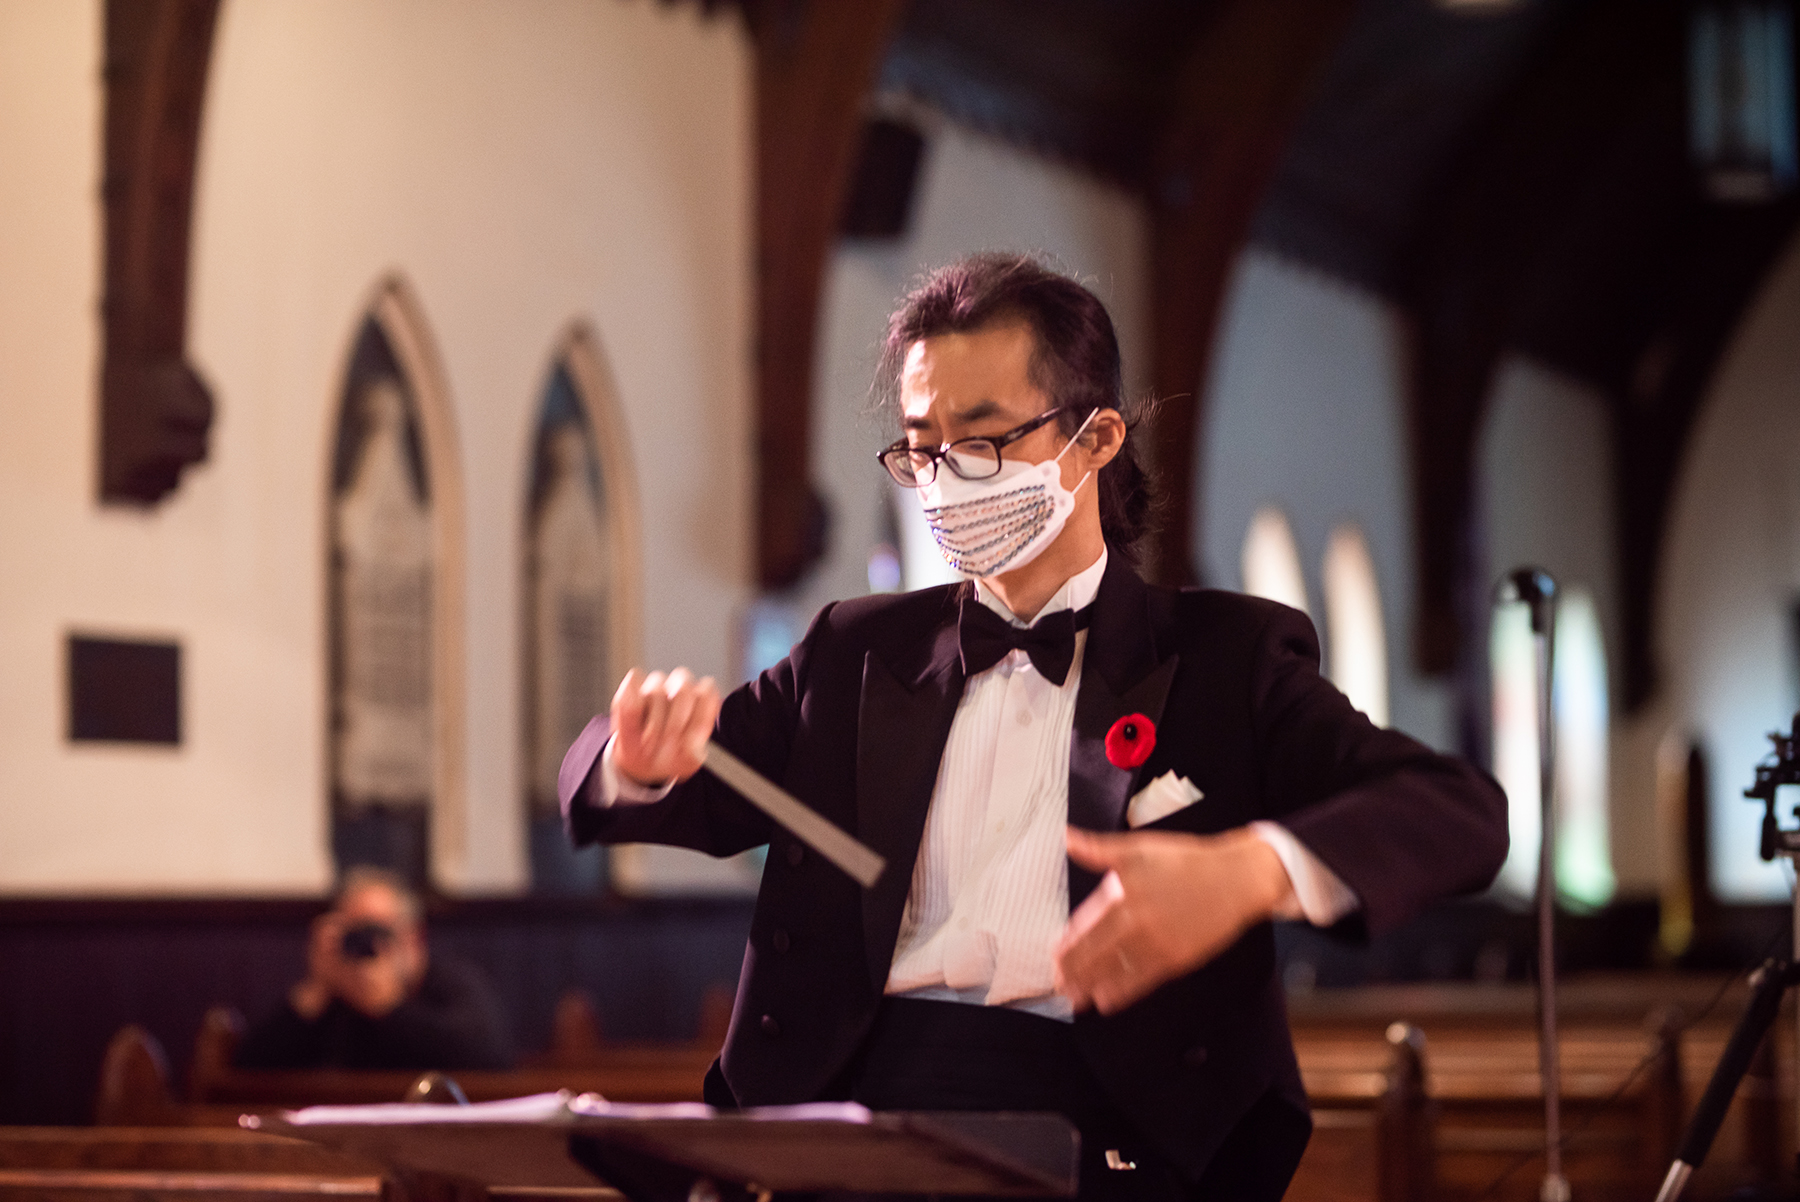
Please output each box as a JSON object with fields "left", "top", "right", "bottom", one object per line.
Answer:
{"left": 1247, "top": 820, "right": 1361, "bottom": 926}
{"left": 598, "top": 737, "right": 676, "bottom": 806}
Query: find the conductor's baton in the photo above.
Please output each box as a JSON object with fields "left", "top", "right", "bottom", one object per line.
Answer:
{"left": 702, "top": 742, "right": 885, "bottom": 889}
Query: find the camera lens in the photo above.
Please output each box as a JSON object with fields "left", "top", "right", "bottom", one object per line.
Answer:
{"left": 340, "top": 922, "right": 393, "bottom": 960}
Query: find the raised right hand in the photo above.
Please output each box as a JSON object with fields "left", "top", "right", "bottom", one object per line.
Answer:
{"left": 610, "top": 667, "right": 721, "bottom": 787}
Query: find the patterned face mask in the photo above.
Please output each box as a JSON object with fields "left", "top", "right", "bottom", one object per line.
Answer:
{"left": 917, "top": 409, "right": 1096, "bottom": 579}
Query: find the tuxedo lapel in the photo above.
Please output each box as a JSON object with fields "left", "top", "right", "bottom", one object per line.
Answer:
{"left": 1067, "top": 555, "right": 1179, "bottom": 906}
{"left": 855, "top": 591, "right": 966, "bottom": 996}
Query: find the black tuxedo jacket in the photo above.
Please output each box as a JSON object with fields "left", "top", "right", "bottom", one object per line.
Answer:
{"left": 562, "top": 552, "right": 1507, "bottom": 1195}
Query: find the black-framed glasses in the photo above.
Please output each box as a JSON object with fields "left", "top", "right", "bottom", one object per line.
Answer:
{"left": 878, "top": 407, "right": 1070, "bottom": 488}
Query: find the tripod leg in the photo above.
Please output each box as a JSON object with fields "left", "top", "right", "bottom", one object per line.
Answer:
{"left": 1654, "top": 960, "right": 1798, "bottom": 1202}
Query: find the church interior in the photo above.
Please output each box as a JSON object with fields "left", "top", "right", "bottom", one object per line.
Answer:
{"left": 5, "top": 0, "right": 1800, "bottom": 1197}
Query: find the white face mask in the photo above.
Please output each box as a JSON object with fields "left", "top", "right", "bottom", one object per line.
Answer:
{"left": 917, "top": 409, "right": 1097, "bottom": 579}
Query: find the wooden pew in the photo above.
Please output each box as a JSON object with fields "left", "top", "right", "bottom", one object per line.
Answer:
{"left": 523, "top": 984, "right": 734, "bottom": 1068}
{"left": 1293, "top": 1017, "right": 1682, "bottom": 1202}
{"left": 184, "top": 1001, "right": 720, "bottom": 1114}
{"left": 97, "top": 990, "right": 728, "bottom": 1130}
{"left": 0, "top": 1125, "right": 386, "bottom": 1200}
{"left": 95, "top": 978, "right": 1790, "bottom": 1200}
{"left": 1287, "top": 1022, "right": 1435, "bottom": 1202}
{"left": 1427, "top": 1019, "right": 1683, "bottom": 1202}
{"left": 94, "top": 1025, "right": 248, "bottom": 1128}
{"left": 0, "top": 1125, "right": 628, "bottom": 1201}
{"left": 1288, "top": 977, "right": 1793, "bottom": 1202}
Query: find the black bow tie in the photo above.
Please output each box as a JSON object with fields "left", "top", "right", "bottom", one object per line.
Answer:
{"left": 957, "top": 595, "right": 1095, "bottom": 686}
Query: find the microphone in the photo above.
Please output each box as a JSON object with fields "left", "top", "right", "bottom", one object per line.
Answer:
{"left": 1495, "top": 567, "right": 1557, "bottom": 634}
{"left": 1494, "top": 565, "right": 1564, "bottom": 1202}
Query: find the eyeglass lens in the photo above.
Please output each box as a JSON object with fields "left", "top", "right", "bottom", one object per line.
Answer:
{"left": 943, "top": 441, "right": 1001, "bottom": 479}
{"left": 885, "top": 439, "right": 1003, "bottom": 486}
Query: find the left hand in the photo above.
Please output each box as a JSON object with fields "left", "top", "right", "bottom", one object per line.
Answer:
{"left": 1053, "top": 825, "right": 1293, "bottom": 1014}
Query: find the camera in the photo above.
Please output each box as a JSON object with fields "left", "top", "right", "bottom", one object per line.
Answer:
{"left": 340, "top": 921, "right": 394, "bottom": 961}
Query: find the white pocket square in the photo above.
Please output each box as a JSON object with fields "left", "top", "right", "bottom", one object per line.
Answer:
{"left": 1126, "top": 771, "right": 1204, "bottom": 828}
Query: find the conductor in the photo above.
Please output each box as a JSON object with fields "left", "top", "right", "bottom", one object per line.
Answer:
{"left": 559, "top": 254, "right": 1508, "bottom": 1201}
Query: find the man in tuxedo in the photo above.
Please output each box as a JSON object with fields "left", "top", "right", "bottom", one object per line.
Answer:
{"left": 559, "top": 254, "right": 1507, "bottom": 1200}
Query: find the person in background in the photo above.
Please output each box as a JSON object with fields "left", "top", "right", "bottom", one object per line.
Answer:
{"left": 235, "top": 866, "right": 513, "bottom": 1071}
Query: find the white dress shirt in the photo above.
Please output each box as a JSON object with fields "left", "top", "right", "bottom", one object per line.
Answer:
{"left": 594, "top": 547, "right": 1358, "bottom": 1019}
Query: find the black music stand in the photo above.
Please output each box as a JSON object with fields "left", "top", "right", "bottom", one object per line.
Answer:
{"left": 258, "top": 1094, "right": 1080, "bottom": 1201}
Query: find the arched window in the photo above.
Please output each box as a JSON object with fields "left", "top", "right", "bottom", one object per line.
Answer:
{"left": 1241, "top": 505, "right": 1310, "bottom": 616}
{"left": 1321, "top": 523, "right": 1389, "bottom": 726}
{"left": 328, "top": 279, "right": 464, "bottom": 890}
{"left": 1489, "top": 585, "right": 1615, "bottom": 908}
{"left": 524, "top": 326, "right": 642, "bottom": 892}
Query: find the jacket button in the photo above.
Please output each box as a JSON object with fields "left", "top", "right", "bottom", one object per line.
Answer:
{"left": 771, "top": 928, "right": 791, "bottom": 953}
{"left": 1184, "top": 1044, "right": 1208, "bottom": 1068}
{"left": 786, "top": 842, "right": 804, "bottom": 867}
{"left": 760, "top": 1014, "right": 781, "bottom": 1038}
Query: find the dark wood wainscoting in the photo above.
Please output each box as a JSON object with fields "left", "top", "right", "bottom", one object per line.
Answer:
{"left": 0, "top": 895, "right": 754, "bottom": 1125}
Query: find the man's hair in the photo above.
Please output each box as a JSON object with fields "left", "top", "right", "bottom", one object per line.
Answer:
{"left": 877, "top": 253, "right": 1159, "bottom": 554}
{"left": 335, "top": 865, "right": 423, "bottom": 928}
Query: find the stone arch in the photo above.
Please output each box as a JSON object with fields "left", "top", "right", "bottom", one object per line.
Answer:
{"left": 324, "top": 275, "right": 466, "bottom": 890}
{"left": 521, "top": 321, "right": 644, "bottom": 891}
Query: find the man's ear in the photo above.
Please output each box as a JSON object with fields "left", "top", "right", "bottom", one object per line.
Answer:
{"left": 1082, "top": 408, "right": 1126, "bottom": 471}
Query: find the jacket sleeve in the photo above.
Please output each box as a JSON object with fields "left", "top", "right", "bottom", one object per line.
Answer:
{"left": 1245, "top": 603, "right": 1509, "bottom": 935}
{"left": 558, "top": 602, "right": 837, "bottom": 858}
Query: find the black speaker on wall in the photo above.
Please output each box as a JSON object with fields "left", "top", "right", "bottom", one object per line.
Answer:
{"left": 841, "top": 117, "right": 926, "bottom": 239}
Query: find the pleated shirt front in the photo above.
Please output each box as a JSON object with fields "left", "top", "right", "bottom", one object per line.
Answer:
{"left": 882, "top": 551, "right": 1108, "bottom": 1019}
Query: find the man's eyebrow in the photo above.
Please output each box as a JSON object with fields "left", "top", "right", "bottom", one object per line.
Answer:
{"left": 951, "top": 399, "right": 1002, "bottom": 424}
{"left": 901, "top": 397, "right": 1002, "bottom": 433}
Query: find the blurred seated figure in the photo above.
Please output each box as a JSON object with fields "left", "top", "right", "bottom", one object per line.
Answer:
{"left": 235, "top": 867, "right": 513, "bottom": 1071}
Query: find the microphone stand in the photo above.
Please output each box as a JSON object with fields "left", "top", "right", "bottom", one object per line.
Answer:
{"left": 1497, "top": 568, "right": 1567, "bottom": 1202}
{"left": 1653, "top": 712, "right": 1800, "bottom": 1202}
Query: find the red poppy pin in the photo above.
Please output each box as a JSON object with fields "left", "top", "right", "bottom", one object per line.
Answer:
{"left": 1105, "top": 713, "right": 1156, "bottom": 770}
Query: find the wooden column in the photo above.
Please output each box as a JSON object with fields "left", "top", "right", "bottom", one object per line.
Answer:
{"left": 746, "top": 0, "right": 904, "bottom": 589}
{"left": 99, "top": 0, "right": 220, "bottom": 505}
{"left": 1141, "top": 0, "right": 1356, "bottom": 586}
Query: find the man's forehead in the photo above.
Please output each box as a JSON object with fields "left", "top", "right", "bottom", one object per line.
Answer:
{"left": 898, "top": 323, "right": 1042, "bottom": 428}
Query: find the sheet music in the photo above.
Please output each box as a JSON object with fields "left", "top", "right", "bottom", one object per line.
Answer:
{"left": 270, "top": 1091, "right": 577, "bottom": 1127}
{"left": 271, "top": 1093, "right": 869, "bottom": 1128}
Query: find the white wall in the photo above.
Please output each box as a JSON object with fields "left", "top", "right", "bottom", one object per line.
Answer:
{"left": 1198, "top": 250, "right": 1454, "bottom": 750}
{"left": 790, "top": 116, "right": 1150, "bottom": 627}
{"left": 1479, "top": 357, "right": 1623, "bottom": 676}
{"left": 1659, "top": 226, "right": 1800, "bottom": 902}
{"left": 0, "top": 0, "right": 751, "bottom": 894}
{"left": 1477, "top": 358, "right": 1646, "bottom": 895}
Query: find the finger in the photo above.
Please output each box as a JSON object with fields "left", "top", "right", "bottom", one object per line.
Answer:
{"left": 637, "top": 671, "right": 670, "bottom": 750}
{"left": 662, "top": 670, "right": 702, "bottom": 752}
{"left": 1053, "top": 872, "right": 1132, "bottom": 1000}
{"left": 1056, "top": 870, "right": 1120, "bottom": 953}
{"left": 1065, "top": 825, "right": 1134, "bottom": 872}
{"left": 1055, "top": 965, "right": 1092, "bottom": 1013}
{"left": 683, "top": 678, "right": 722, "bottom": 759}
{"left": 1066, "top": 932, "right": 1155, "bottom": 1016}
{"left": 311, "top": 912, "right": 344, "bottom": 952}
{"left": 612, "top": 669, "right": 647, "bottom": 744}
{"left": 1091, "top": 960, "right": 1156, "bottom": 1016}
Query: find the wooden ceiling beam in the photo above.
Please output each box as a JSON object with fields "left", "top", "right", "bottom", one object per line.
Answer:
{"left": 746, "top": 0, "right": 906, "bottom": 590}
{"left": 1139, "top": 0, "right": 1358, "bottom": 587}
{"left": 99, "top": 0, "right": 219, "bottom": 506}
